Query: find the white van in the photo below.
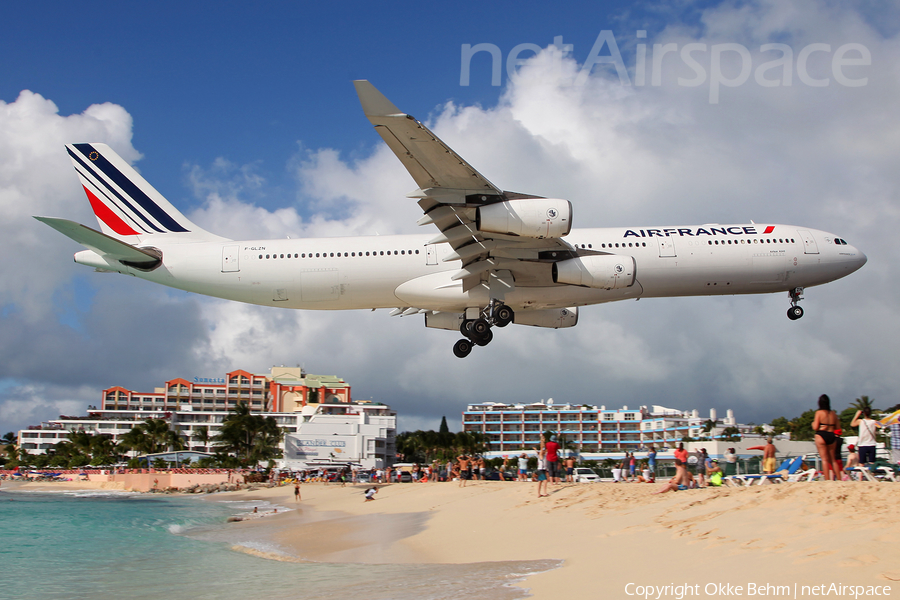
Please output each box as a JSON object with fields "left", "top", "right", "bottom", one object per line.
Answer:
{"left": 572, "top": 467, "right": 600, "bottom": 483}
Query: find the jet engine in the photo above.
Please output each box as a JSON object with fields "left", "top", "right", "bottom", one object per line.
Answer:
{"left": 476, "top": 198, "right": 572, "bottom": 239}
{"left": 552, "top": 255, "right": 635, "bottom": 289}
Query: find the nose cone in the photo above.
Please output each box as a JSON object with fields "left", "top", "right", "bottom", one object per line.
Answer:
{"left": 848, "top": 246, "right": 867, "bottom": 273}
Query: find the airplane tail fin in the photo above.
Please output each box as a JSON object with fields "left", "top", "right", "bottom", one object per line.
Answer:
{"left": 65, "top": 143, "right": 225, "bottom": 242}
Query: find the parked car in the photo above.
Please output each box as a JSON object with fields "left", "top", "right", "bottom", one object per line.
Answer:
{"left": 397, "top": 470, "right": 413, "bottom": 483}
{"left": 572, "top": 467, "right": 600, "bottom": 483}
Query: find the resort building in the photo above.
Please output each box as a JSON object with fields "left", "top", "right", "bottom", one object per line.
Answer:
{"left": 99, "top": 366, "right": 351, "bottom": 413}
{"left": 16, "top": 366, "right": 396, "bottom": 469}
{"left": 462, "top": 400, "right": 740, "bottom": 453}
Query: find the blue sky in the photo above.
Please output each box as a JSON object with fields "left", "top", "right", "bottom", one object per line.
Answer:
{"left": 2, "top": 1, "right": 899, "bottom": 436}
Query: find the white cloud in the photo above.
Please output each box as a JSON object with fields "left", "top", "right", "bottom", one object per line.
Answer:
{"left": 2, "top": 0, "right": 899, "bottom": 436}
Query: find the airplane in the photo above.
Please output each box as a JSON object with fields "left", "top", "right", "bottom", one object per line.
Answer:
{"left": 36, "top": 81, "right": 867, "bottom": 358}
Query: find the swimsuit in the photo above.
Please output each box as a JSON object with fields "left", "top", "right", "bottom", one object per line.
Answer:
{"left": 815, "top": 430, "right": 836, "bottom": 444}
{"left": 815, "top": 412, "right": 837, "bottom": 444}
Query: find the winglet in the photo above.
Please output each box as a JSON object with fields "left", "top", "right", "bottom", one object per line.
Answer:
{"left": 354, "top": 80, "right": 404, "bottom": 118}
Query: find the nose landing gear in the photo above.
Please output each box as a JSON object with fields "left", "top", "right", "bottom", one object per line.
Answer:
{"left": 787, "top": 287, "right": 804, "bottom": 320}
{"left": 453, "top": 302, "right": 515, "bottom": 357}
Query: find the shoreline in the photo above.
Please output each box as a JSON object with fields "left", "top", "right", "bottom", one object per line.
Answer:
{"left": 6, "top": 479, "right": 899, "bottom": 599}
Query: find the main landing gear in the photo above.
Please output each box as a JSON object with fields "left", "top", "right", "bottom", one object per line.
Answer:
{"left": 787, "top": 287, "right": 804, "bottom": 320}
{"left": 452, "top": 301, "right": 515, "bottom": 358}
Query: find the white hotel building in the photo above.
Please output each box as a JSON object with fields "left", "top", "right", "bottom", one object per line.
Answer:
{"left": 463, "top": 400, "right": 740, "bottom": 453}
{"left": 17, "top": 366, "right": 396, "bottom": 469}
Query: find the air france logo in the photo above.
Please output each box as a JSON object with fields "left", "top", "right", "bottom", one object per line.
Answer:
{"left": 547, "top": 208, "right": 559, "bottom": 220}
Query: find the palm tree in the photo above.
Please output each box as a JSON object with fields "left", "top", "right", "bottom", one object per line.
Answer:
{"left": 851, "top": 395, "right": 876, "bottom": 414}
{"left": 214, "top": 402, "right": 283, "bottom": 467}
{"left": 193, "top": 426, "right": 211, "bottom": 452}
{"left": 141, "top": 419, "right": 173, "bottom": 454}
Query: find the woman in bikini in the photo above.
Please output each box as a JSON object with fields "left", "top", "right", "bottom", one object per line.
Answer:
{"left": 812, "top": 394, "right": 839, "bottom": 480}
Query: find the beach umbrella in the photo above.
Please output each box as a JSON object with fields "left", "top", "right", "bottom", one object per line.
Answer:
{"left": 878, "top": 410, "right": 900, "bottom": 426}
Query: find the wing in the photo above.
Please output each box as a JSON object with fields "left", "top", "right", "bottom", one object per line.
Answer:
{"left": 354, "top": 81, "right": 575, "bottom": 294}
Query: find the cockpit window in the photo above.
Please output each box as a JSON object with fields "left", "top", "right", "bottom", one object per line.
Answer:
{"left": 835, "top": 238, "right": 848, "bottom": 245}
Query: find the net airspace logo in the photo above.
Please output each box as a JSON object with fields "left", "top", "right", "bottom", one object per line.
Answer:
{"left": 623, "top": 225, "right": 775, "bottom": 238}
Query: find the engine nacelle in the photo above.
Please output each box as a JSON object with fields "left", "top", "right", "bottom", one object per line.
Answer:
{"left": 513, "top": 307, "right": 578, "bottom": 329}
{"left": 476, "top": 198, "right": 572, "bottom": 239}
{"left": 552, "top": 255, "right": 636, "bottom": 289}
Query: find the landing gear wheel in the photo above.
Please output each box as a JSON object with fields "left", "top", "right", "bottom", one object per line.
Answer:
{"left": 460, "top": 319, "right": 475, "bottom": 338}
{"left": 471, "top": 318, "right": 491, "bottom": 337}
{"left": 787, "top": 306, "right": 804, "bottom": 320}
{"left": 453, "top": 338, "right": 473, "bottom": 358}
{"left": 473, "top": 328, "right": 493, "bottom": 346}
{"left": 494, "top": 305, "right": 514, "bottom": 327}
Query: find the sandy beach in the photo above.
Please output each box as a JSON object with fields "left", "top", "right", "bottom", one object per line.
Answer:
{"left": 8, "top": 478, "right": 898, "bottom": 598}
{"left": 216, "top": 479, "right": 900, "bottom": 599}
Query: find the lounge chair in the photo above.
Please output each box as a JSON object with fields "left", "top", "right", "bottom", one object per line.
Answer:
{"left": 851, "top": 465, "right": 879, "bottom": 482}
{"left": 726, "top": 457, "right": 803, "bottom": 486}
{"left": 875, "top": 466, "right": 898, "bottom": 482}
{"left": 785, "top": 465, "right": 817, "bottom": 482}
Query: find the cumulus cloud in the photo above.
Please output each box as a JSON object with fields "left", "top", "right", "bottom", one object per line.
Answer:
{"left": 2, "top": 0, "right": 898, "bottom": 436}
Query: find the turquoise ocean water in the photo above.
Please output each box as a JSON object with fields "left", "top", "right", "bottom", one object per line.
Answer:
{"left": 0, "top": 489, "right": 558, "bottom": 600}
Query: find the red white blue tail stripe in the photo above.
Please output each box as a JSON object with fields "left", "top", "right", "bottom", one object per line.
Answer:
{"left": 67, "top": 143, "right": 192, "bottom": 237}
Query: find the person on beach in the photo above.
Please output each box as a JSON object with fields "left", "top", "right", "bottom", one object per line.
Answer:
{"left": 695, "top": 448, "right": 708, "bottom": 487}
{"left": 565, "top": 454, "right": 576, "bottom": 483}
{"left": 618, "top": 452, "right": 629, "bottom": 482}
{"left": 545, "top": 434, "right": 560, "bottom": 484}
{"left": 707, "top": 460, "right": 724, "bottom": 486}
{"left": 748, "top": 437, "right": 778, "bottom": 474}
{"left": 723, "top": 447, "right": 738, "bottom": 476}
{"left": 294, "top": 482, "right": 301, "bottom": 502}
{"left": 812, "top": 394, "right": 839, "bottom": 480}
{"left": 833, "top": 429, "right": 845, "bottom": 475}
{"left": 518, "top": 453, "right": 528, "bottom": 481}
{"left": 647, "top": 445, "right": 657, "bottom": 477}
{"left": 364, "top": 487, "right": 377, "bottom": 501}
{"left": 851, "top": 408, "right": 881, "bottom": 467}
{"left": 674, "top": 443, "right": 687, "bottom": 466}
{"left": 844, "top": 444, "right": 859, "bottom": 478}
{"left": 654, "top": 459, "right": 690, "bottom": 494}
{"left": 536, "top": 444, "right": 549, "bottom": 497}
{"left": 457, "top": 455, "right": 471, "bottom": 487}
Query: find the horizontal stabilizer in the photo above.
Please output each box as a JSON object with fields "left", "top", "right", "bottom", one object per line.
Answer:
{"left": 34, "top": 216, "right": 161, "bottom": 267}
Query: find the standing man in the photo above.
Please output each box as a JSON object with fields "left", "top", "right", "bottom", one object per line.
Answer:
{"left": 749, "top": 437, "right": 778, "bottom": 474}
{"left": 565, "top": 453, "right": 576, "bottom": 483}
{"left": 851, "top": 408, "right": 881, "bottom": 467}
{"left": 457, "top": 455, "right": 471, "bottom": 488}
{"left": 294, "top": 481, "right": 301, "bottom": 502}
{"left": 545, "top": 434, "right": 561, "bottom": 484}
{"left": 647, "top": 445, "right": 657, "bottom": 478}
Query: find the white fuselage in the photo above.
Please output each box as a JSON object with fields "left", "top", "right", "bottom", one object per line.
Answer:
{"left": 91, "top": 223, "right": 865, "bottom": 314}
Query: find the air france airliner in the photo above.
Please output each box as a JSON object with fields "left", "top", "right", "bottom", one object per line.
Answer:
{"left": 36, "top": 81, "right": 867, "bottom": 357}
